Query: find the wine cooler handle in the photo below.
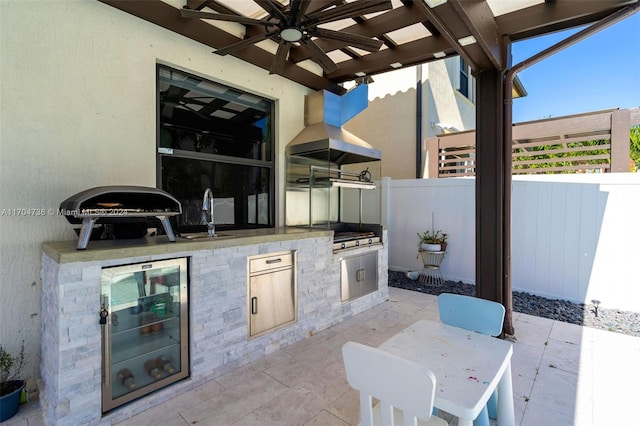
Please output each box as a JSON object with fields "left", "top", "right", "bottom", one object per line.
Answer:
{"left": 101, "top": 294, "right": 110, "bottom": 387}
{"left": 251, "top": 297, "right": 258, "bottom": 315}
{"left": 99, "top": 308, "right": 109, "bottom": 325}
{"left": 99, "top": 295, "right": 109, "bottom": 325}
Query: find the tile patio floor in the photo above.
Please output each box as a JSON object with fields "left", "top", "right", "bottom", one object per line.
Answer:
{"left": 9, "top": 287, "right": 640, "bottom": 426}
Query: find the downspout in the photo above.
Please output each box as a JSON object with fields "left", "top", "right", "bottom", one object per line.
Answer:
{"left": 416, "top": 65, "right": 423, "bottom": 178}
{"left": 502, "top": 3, "right": 639, "bottom": 335}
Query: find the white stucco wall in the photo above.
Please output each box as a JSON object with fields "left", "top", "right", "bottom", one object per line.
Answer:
{"left": 344, "top": 75, "right": 417, "bottom": 179}
{"left": 424, "top": 58, "right": 476, "bottom": 137}
{"left": 0, "top": 0, "right": 309, "bottom": 384}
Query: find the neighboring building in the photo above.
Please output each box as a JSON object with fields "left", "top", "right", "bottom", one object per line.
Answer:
{"left": 345, "top": 57, "right": 477, "bottom": 179}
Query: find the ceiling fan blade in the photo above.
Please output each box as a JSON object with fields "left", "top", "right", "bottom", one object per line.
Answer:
{"left": 269, "top": 40, "right": 291, "bottom": 75}
{"left": 302, "top": 38, "right": 339, "bottom": 74}
{"left": 254, "top": 0, "right": 288, "bottom": 22}
{"left": 289, "top": 0, "right": 311, "bottom": 25}
{"left": 312, "top": 27, "right": 383, "bottom": 52}
{"left": 176, "top": 101, "right": 211, "bottom": 121}
{"left": 181, "top": 8, "right": 274, "bottom": 26}
{"left": 214, "top": 30, "right": 278, "bottom": 56}
{"left": 305, "top": 0, "right": 392, "bottom": 26}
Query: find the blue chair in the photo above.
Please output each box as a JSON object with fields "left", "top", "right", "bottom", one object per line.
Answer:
{"left": 438, "top": 293, "right": 505, "bottom": 426}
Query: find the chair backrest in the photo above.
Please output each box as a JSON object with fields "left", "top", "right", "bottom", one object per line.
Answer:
{"left": 438, "top": 293, "right": 505, "bottom": 337}
{"left": 342, "top": 341, "right": 437, "bottom": 426}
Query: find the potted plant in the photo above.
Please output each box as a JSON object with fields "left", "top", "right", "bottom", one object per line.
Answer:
{"left": 417, "top": 229, "right": 449, "bottom": 252}
{"left": 0, "top": 342, "right": 25, "bottom": 422}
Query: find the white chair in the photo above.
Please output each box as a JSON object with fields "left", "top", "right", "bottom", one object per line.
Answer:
{"left": 342, "top": 341, "right": 448, "bottom": 426}
{"left": 438, "top": 293, "right": 505, "bottom": 426}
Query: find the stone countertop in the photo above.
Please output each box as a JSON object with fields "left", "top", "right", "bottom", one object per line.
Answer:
{"left": 42, "top": 227, "right": 333, "bottom": 264}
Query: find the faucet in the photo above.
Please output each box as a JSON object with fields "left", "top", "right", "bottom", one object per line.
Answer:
{"left": 201, "top": 188, "right": 215, "bottom": 237}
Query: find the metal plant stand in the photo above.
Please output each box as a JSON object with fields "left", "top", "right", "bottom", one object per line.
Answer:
{"left": 418, "top": 250, "right": 446, "bottom": 286}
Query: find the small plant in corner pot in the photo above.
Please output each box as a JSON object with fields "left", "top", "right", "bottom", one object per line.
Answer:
{"left": 417, "top": 230, "right": 449, "bottom": 252}
{"left": 0, "top": 342, "right": 26, "bottom": 422}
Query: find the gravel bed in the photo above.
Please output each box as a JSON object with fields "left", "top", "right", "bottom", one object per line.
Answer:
{"left": 389, "top": 271, "right": 640, "bottom": 337}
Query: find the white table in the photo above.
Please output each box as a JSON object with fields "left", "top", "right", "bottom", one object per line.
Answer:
{"left": 378, "top": 319, "right": 515, "bottom": 426}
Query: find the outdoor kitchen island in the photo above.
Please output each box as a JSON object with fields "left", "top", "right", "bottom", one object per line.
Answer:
{"left": 40, "top": 227, "right": 388, "bottom": 425}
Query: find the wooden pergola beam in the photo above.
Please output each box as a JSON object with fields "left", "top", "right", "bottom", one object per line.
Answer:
{"left": 449, "top": 0, "right": 503, "bottom": 70}
{"left": 98, "top": 0, "right": 345, "bottom": 94}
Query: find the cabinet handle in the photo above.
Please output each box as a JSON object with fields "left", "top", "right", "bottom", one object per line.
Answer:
{"left": 102, "top": 295, "right": 110, "bottom": 388}
{"left": 356, "top": 269, "right": 365, "bottom": 282}
{"left": 251, "top": 297, "right": 258, "bottom": 315}
{"left": 266, "top": 258, "right": 282, "bottom": 264}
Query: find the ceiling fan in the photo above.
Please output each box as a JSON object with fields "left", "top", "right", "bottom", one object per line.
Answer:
{"left": 180, "top": 0, "right": 392, "bottom": 75}
{"left": 161, "top": 90, "right": 213, "bottom": 121}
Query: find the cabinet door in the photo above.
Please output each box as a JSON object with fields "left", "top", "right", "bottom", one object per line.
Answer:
{"left": 359, "top": 251, "right": 378, "bottom": 296}
{"left": 341, "top": 256, "right": 360, "bottom": 302}
{"left": 341, "top": 251, "right": 378, "bottom": 302}
{"left": 249, "top": 268, "right": 295, "bottom": 337}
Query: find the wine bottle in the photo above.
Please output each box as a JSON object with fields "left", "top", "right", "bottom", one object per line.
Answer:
{"left": 155, "top": 355, "right": 176, "bottom": 374}
{"left": 144, "top": 359, "right": 163, "bottom": 380}
{"left": 139, "top": 313, "right": 152, "bottom": 336}
{"left": 116, "top": 368, "right": 136, "bottom": 389}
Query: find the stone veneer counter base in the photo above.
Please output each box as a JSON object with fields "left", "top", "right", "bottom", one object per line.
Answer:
{"left": 40, "top": 227, "right": 388, "bottom": 425}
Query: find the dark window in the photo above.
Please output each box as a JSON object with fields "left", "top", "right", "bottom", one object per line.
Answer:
{"left": 459, "top": 57, "right": 469, "bottom": 98}
{"left": 157, "top": 65, "right": 274, "bottom": 233}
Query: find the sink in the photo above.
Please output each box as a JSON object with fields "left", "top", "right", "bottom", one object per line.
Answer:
{"left": 178, "top": 233, "right": 234, "bottom": 240}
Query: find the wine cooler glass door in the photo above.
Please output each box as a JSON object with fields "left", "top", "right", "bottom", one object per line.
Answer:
{"left": 101, "top": 257, "right": 189, "bottom": 413}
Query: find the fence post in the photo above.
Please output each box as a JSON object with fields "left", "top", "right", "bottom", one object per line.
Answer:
{"left": 425, "top": 137, "right": 439, "bottom": 178}
{"left": 380, "top": 177, "right": 391, "bottom": 228}
{"left": 611, "top": 109, "right": 631, "bottom": 173}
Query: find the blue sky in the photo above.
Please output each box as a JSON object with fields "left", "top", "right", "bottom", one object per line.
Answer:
{"left": 511, "top": 11, "right": 640, "bottom": 123}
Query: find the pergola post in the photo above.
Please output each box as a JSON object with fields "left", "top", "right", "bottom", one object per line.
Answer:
{"left": 475, "top": 68, "right": 514, "bottom": 334}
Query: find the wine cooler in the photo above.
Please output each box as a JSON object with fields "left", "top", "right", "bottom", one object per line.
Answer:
{"left": 100, "top": 257, "right": 189, "bottom": 413}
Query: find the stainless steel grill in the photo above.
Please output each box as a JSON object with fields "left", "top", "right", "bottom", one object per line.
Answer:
{"left": 333, "top": 232, "right": 381, "bottom": 250}
{"left": 331, "top": 224, "right": 382, "bottom": 251}
{"left": 60, "top": 186, "right": 182, "bottom": 250}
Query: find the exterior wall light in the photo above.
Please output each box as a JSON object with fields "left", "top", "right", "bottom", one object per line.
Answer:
{"left": 458, "top": 35, "right": 477, "bottom": 46}
{"left": 424, "top": 0, "right": 448, "bottom": 7}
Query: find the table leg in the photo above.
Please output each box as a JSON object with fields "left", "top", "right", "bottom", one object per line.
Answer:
{"left": 496, "top": 361, "right": 515, "bottom": 426}
{"left": 458, "top": 418, "right": 473, "bottom": 426}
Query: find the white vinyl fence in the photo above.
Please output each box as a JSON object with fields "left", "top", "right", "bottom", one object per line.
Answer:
{"left": 381, "top": 174, "right": 640, "bottom": 313}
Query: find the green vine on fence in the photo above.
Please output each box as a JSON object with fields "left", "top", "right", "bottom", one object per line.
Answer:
{"left": 631, "top": 126, "right": 640, "bottom": 172}
{"left": 512, "top": 139, "right": 611, "bottom": 173}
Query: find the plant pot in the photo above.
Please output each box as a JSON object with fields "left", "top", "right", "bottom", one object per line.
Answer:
{"left": 421, "top": 243, "right": 441, "bottom": 251}
{"left": 0, "top": 379, "right": 25, "bottom": 422}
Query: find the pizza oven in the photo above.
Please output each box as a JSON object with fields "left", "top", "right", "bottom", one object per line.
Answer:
{"left": 60, "top": 186, "right": 182, "bottom": 249}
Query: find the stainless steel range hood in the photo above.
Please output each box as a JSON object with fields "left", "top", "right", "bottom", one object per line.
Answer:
{"left": 285, "top": 87, "right": 381, "bottom": 165}
{"left": 286, "top": 122, "right": 380, "bottom": 164}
